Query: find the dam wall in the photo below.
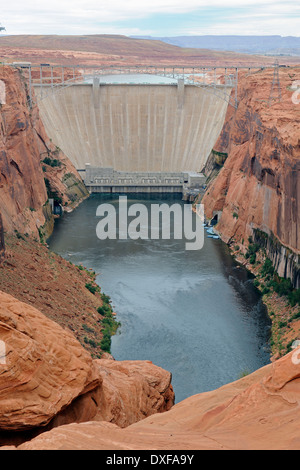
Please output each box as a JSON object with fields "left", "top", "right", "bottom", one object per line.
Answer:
{"left": 35, "top": 82, "right": 231, "bottom": 174}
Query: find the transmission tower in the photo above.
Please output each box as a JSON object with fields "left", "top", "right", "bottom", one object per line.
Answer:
{"left": 268, "top": 60, "right": 282, "bottom": 105}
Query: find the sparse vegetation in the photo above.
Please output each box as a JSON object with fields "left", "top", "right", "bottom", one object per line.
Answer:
{"left": 85, "top": 282, "right": 99, "bottom": 295}
{"left": 42, "top": 156, "right": 61, "bottom": 168}
{"left": 234, "top": 236, "right": 300, "bottom": 358}
{"left": 97, "top": 291, "right": 120, "bottom": 354}
{"left": 82, "top": 324, "right": 95, "bottom": 334}
{"left": 44, "top": 177, "right": 63, "bottom": 204}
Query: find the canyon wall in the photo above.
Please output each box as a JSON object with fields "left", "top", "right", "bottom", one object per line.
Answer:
{"left": 202, "top": 67, "right": 300, "bottom": 287}
{"left": 0, "top": 65, "right": 88, "bottom": 240}
{"left": 0, "top": 213, "right": 4, "bottom": 258}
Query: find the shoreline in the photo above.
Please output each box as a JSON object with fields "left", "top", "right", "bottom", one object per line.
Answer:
{"left": 228, "top": 242, "right": 300, "bottom": 362}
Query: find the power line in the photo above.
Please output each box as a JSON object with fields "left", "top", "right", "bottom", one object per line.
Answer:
{"left": 268, "top": 59, "right": 282, "bottom": 105}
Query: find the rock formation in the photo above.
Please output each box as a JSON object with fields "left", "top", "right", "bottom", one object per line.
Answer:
{"left": 0, "top": 285, "right": 298, "bottom": 450}
{"left": 0, "top": 65, "right": 88, "bottom": 241}
{"left": 0, "top": 290, "right": 174, "bottom": 445}
{"left": 0, "top": 213, "right": 4, "bottom": 259}
{"left": 202, "top": 67, "right": 300, "bottom": 286}
{"left": 93, "top": 359, "right": 174, "bottom": 428}
{"left": 0, "top": 290, "right": 101, "bottom": 432}
{"left": 8, "top": 346, "right": 300, "bottom": 450}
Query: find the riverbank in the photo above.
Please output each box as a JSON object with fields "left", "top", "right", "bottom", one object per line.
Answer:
{"left": 0, "top": 233, "right": 119, "bottom": 358}
{"left": 228, "top": 241, "right": 300, "bottom": 361}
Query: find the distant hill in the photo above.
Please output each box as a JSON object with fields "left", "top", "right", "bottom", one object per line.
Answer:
{"left": 0, "top": 34, "right": 298, "bottom": 66}
{"left": 131, "top": 35, "right": 300, "bottom": 57}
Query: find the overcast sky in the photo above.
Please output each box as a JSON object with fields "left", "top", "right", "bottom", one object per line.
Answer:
{"left": 1, "top": 0, "right": 299, "bottom": 37}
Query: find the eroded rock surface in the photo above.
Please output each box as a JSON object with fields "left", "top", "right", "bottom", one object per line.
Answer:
{"left": 93, "top": 359, "right": 174, "bottom": 427}
{"left": 0, "top": 290, "right": 101, "bottom": 431}
{"left": 0, "top": 65, "right": 88, "bottom": 240}
{"left": 202, "top": 67, "right": 300, "bottom": 285}
{"left": 15, "top": 349, "right": 300, "bottom": 450}
{"left": 0, "top": 290, "right": 174, "bottom": 446}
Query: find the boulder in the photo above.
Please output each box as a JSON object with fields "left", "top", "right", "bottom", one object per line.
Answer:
{"left": 93, "top": 359, "right": 174, "bottom": 427}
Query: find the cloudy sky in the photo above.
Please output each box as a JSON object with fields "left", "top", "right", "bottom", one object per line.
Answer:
{"left": 1, "top": 0, "right": 299, "bottom": 37}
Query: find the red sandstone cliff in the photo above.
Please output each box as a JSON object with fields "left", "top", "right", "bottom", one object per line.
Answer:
{"left": 1, "top": 289, "right": 300, "bottom": 450}
{"left": 0, "top": 213, "right": 4, "bottom": 259}
{"left": 0, "top": 65, "right": 88, "bottom": 240}
{"left": 5, "top": 343, "right": 300, "bottom": 450}
{"left": 202, "top": 67, "right": 300, "bottom": 286}
{"left": 0, "top": 291, "right": 174, "bottom": 446}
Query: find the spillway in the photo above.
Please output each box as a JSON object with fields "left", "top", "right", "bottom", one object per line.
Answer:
{"left": 35, "top": 81, "right": 231, "bottom": 174}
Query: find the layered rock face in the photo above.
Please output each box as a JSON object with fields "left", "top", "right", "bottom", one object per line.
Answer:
{"left": 0, "top": 290, "right": 101, "bottom": 432}
{"left": 202, "top": 67, "right": 300, "bottom": 286}
{"left": 0, "top": 65, "right": 88, "bottom": 240}
{"left": 93, "top": 359, "right": 174, "bottom": 428}
{"left": 0, "top": 291, "right": 174, "bottom": 444}
{"left": 13, "top": 346, "right": 300, "bottom": 450}
{"left": 0, "top": 213, "right": 4, "bottom": 259}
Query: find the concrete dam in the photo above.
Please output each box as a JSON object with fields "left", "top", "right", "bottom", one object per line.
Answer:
{"left": 35, "top": 77, "right": 231, "bottom": 192}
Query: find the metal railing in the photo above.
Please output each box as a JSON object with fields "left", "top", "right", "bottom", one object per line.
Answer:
{"left": 11, "top": 63, "right": 251, "bottom": 108}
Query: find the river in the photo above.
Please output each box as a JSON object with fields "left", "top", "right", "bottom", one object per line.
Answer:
{"left": 48, "top": 193, "right": 271, "bottom": 403}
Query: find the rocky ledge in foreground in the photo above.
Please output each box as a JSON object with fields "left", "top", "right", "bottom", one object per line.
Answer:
{"left": 0, "top": 285, "right": 299, "bottom": 449}
{"left": 0, "top": 291, "right": 174, "bottom": 446}
{"left": 7, "top": 345, "right": 300, "bottom": 450}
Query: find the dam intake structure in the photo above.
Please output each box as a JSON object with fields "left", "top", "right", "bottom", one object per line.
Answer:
{"left": 83, "top": 165, "right": 206, "bottom": 197}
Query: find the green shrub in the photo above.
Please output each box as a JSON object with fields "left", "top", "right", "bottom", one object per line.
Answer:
{"left": 83, "top": 336, "right": 97, "bottom": 348}
{"left": 101, "top": 293, "right": 111, "bottom": 304}
{"left": 100, "top": 331, "right": 112, "bottom": 353}
{"left": 272, "top": 277, "right": 293, "bottom": 297}
{"left": 42, "top": 156, "right": 61, "bottom": 167}
{"left": 288, "top": 288, "right": 300, "bottom": 307}
{"left": 249, "top": 253, "right": 256, "bottom": 264}
{"left": 286, "top": 340, "right": 294, "bottom": 353}
{"left": 260, "top": 258, "right": 275, "bottom": 277}
{"left": 14, "top": 229, "right": 25, "bottom": 240}
{"left": 82, "top": 324, "right": 95, "bottom": 333}
{"left": 97, "top": 306, "right": 108, "bottom": 316}
{"left": 291, "top": 311, "right": 300, "bottom": 321}
{"left": 85, "top": 283, "right": 98, "bottom": 295}
{"left": 44, "top": 178, "right": 63, "bottom": 204}
{"left": 261, "top": 286, "right": 270, "bottom": 295}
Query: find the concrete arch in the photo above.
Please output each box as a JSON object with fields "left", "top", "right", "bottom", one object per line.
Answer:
{"left": 36, "top": 82, "right": 230, "bottom": 174}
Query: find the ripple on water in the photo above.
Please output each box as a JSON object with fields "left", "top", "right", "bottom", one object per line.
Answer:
{"left": 48, "top": 194, "right": 271, "bottom": 403}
